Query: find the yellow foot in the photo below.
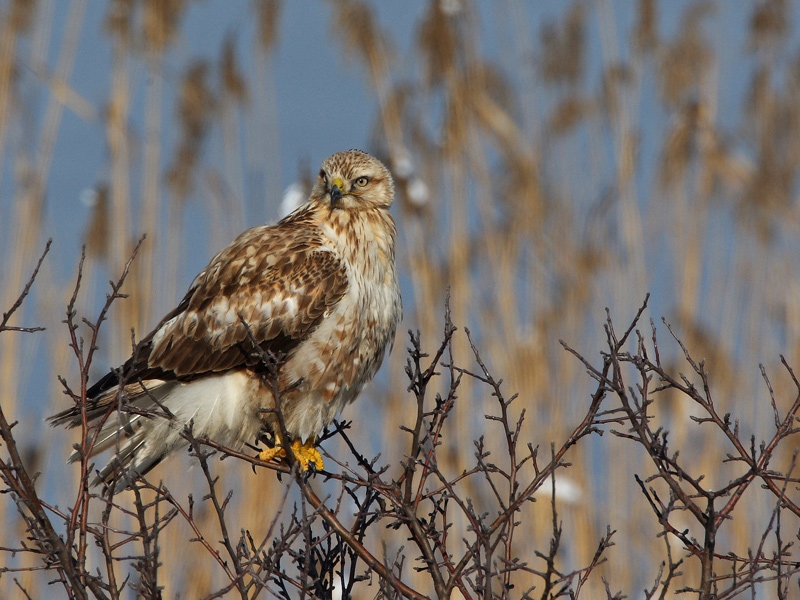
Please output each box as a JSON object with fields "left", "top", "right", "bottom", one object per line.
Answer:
{"left": 258, "top": 438, "right": 324, "bottom": 471}
{"left": 290, "top": 439, "right": 324, "bottom": 471}
{"left": 258, "top": 445, "right": 286, "bottom": 463}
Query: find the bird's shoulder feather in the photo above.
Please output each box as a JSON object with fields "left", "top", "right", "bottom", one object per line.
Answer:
{"left": 131, "top": 212, "right": 348, "bottom": 383}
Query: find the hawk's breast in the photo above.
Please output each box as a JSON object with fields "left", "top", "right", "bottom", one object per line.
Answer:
{"left": 277, "top": 208, "right": 401, "bottom": 440}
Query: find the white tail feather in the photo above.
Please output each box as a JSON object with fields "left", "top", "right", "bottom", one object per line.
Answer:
{"left": 87, "top": 371, "right": 262, "bottom": 492}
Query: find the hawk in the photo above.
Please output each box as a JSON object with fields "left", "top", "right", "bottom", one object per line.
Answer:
{"left": 51, "top": 149, "right": 402, "bottom": 492}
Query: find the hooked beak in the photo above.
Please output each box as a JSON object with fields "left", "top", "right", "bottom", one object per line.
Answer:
{"left": 330, "top": 178, "right": 344, "bottom": 206}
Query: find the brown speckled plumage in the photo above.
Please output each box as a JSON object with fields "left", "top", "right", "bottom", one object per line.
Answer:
{"left": 50, "top": 150, "right": 402, "bottom": 491}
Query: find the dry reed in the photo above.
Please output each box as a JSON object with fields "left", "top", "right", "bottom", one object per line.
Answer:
{"left": 2, "top": 1, "right": 800, "bottom": 598}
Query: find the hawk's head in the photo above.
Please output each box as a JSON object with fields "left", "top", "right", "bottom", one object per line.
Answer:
{"left": 311, "top": 149, "right": 395, "bottom": 211}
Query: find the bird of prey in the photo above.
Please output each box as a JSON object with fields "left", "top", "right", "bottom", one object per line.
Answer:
{"left": 50, "top": 149, "right": 402, "bottom": 492}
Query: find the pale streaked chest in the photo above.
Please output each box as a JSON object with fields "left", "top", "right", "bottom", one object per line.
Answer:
{"left": 320, "top": 210, "right": 401, "bottom": 366}
{"left": 282, "top": 210, "right": 401, "bottom": 401}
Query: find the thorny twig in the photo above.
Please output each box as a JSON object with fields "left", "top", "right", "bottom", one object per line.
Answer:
{"left": 4, "top": 247, "right": 800, "bottom": 599}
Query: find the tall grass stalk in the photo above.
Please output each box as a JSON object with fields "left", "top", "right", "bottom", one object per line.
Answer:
{"left": 3, "top": 1, "right": 800, "bottom": 597}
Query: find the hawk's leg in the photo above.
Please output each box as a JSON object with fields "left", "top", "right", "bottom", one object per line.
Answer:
{"left": 258, "top": 436, "right": 323, "bottom": 471}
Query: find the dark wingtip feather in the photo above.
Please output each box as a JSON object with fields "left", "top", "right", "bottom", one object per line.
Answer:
{"left": 48, "top": 366, "right": 122, "bottom": 429}
{"left": 47, "top": 408, "right": 77, "bottom": 428}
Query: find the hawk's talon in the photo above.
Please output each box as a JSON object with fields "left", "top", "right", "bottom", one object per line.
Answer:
{"left": 290, "top": 438, "right": 324, "bottom": 471}
{"left": 257, "top": 437, "right": 324, "bottom": 471}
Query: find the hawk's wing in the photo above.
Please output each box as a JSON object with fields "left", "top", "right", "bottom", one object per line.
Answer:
{"left": 80, "top": 223, "right": 349, "bottom": 402}
{"left": 146, "top": 225, "right": 348, "bottom": 377}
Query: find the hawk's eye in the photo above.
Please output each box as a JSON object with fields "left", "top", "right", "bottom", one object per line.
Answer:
{"left": 320, "top": 170, "right": 328, "bottom": 185}
{"left": 354, "top": 176, "right": 369, "bottom": 187}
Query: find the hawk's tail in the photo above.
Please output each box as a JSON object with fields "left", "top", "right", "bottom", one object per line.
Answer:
{"left": 49, "top": 372, "right": 262, "bottom": 493}
{"left": 49, "top": 379, "right": 181, "bottom": 492}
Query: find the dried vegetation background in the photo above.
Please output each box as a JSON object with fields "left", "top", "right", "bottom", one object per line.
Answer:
{"left": 3, "top": 0, "right": 800, "bottom": 598}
